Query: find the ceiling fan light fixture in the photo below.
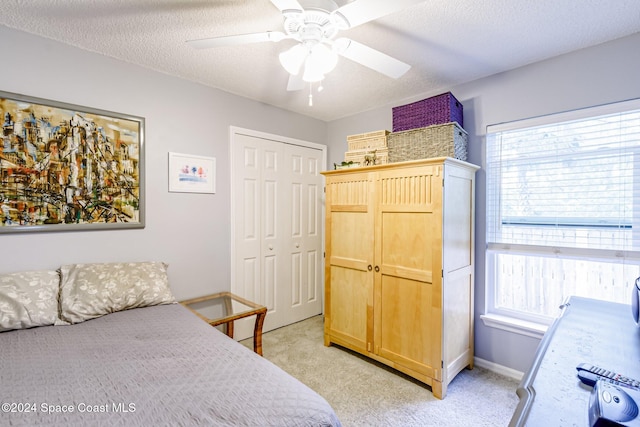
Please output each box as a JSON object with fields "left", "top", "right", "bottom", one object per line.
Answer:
{"left": 312, "top": 43, "right": 338, "bottom": 74}
{"left": 279, "top": 44, "right": 308, "bottom": 75}
{"left": 189, "top": 0, "right": 420, "bottom": 103}
{"left": 301, "top": 42, "right": 337, "bottom": 82}
{"left": 302, "top": 58, "right": 325, "bottom": 82}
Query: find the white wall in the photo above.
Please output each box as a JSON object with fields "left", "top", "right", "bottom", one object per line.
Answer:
{"left": 5, "top": 23, "right": 640, "bottom": 373}
{"left": 327, "top": 32, "right": 640, "bottom": 372}
{"left": 0, "top": 26, "right": 327, "bottom": 301}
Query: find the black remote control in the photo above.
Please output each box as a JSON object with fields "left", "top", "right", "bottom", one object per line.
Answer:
{"left": 577, "top": 363, "right": 640, "bottom": 390}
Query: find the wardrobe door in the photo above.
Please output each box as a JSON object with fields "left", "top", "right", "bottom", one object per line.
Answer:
{"left": 374, "top": 166, "right": 443, "bottom": 382}
{"left": 324, "top": 171, "right": 374, "bottom": 352}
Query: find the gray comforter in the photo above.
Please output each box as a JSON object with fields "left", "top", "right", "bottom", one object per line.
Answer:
{"left": 0, "top": 304, "right": 341, "bottom": 426}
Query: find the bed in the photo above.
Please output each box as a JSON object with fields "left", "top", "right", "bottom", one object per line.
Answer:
{"left": 0, "top": 262, "right": 341, "bottom": 426}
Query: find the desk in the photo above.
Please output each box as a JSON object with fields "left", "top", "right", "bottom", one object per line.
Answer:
{"left": 180, "top": 292, "right": 267, "bottom": 356}
{"left": 510, "top": 296, "right": 640, "bottom": 426}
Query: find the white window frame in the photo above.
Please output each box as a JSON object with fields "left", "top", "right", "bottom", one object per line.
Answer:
{"left": 482, "top": 98, "right": 640, "bottom": 338}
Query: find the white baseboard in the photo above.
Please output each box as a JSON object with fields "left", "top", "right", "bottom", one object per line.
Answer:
{"left": 474, "top": 357, "right": 524, "bottom": 381}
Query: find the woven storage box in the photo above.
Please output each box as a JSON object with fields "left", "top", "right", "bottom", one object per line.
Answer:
{"left": 344, "top": 148, "right": 389, "bottom": 166}
{"left": 392, "top": 92, "right": 463, "bottom": 132}
{"left": 387, "top": 122, "right": 468, "bottom": 162}
{"left": 347, "top": 130, "right": 389, "bottom": 151}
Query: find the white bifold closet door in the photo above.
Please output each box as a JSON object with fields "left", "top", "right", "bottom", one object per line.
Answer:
{"left": 231, "top": 128, "right": 325, "bottom": 339}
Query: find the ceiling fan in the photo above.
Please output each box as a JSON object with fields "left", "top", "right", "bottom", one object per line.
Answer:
{"left": 187, "top": 0, "right": 424, "bottom": 93}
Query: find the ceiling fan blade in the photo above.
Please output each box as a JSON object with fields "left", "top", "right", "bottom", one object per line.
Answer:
{"left": 270, "top": 0, "right": 304, "bottom": 14}
{"left": 335, "top": 38, "right": 410, "bottom": 79}
{"left": 187, "top": 31, "right": 287, "bottom": 49}
{"left": 334, "top": 0, "right": 425, "bottom": 29}
{"left": 286, "top": 73, "right": 305, "bottom": 91}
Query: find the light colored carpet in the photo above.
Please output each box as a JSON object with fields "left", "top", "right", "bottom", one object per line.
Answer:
{"left": 242, "top": 315, "right": 520, "bottom": 426}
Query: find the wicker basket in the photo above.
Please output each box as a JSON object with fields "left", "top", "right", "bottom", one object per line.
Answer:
{"left": 347, "top": 130, "right": 390, "bottom": 151}
{"left": 392, "top": 92, "right": 463, "bottom": 132}
{"left": 344, "top": 148, "right": 389, "bottom": 166}
{"left": 387, "top": 122, "right": 468, "bottom": 162}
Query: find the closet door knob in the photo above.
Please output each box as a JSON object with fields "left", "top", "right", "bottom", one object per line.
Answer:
{"left": 295, "top": 243, "right": 300, "bottom": 248}
{"left": 368, "top": 265, "right": 372, "bottom": 271}
{"left": 268, "top": 245, "right": 273, "bottom": 250}
{"left": 374, "top": 266, "right": 380, "bottom": 272}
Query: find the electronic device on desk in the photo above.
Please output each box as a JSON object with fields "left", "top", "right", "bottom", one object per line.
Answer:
{"left": 632, "top": 277, "right": 640, "bottom": 326}
{"left": 576, "top": 364, "right": 640, "bottom": 426}
{"left": 589, "top": 381, "right": 640, "bottom": 426}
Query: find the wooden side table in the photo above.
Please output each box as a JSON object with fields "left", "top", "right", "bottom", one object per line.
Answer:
{"left": 180, "top": 292, "right": 267, "bottom": 356}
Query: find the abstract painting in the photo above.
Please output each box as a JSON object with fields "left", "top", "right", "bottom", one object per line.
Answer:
{"left": 0, "top": 91, "right": 144, "bottom": 233}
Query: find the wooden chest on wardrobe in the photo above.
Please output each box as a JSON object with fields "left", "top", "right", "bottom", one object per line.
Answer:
{"left": 321, "top": 157, "right": 479, "bottom": 399}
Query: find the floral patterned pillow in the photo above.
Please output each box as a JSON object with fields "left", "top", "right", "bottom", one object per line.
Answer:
{"left": 59, "top": 261, "right": 176, "bottom": 324}
{"left": 0, "top": 270, "right": 61, "bottom": 332}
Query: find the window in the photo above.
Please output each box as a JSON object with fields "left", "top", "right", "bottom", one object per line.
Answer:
{"left": 485, "top": 99, "right": 640, "bottom": 332}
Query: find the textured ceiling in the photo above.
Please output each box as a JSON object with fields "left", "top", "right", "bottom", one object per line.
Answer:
{"left": 1, "top": 0, "right": 639, "bottom": 122}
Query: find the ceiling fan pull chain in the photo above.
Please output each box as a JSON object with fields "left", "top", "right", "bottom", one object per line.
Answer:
{"left": 308, "top": 83, "right": 313, "bottom": 107}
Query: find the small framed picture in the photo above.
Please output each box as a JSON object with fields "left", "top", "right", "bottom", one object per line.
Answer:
{"left": 168, "top": 152, "right": 216, "bottom": 194}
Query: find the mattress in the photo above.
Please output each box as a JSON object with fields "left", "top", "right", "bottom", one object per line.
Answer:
{"left": 0, "top": 304, "right": 341, "bottom": 426}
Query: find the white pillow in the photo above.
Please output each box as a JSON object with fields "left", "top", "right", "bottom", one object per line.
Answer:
{"left": 0, "top": 270, "right": 61, "bottom": 332}
{"left": 59, "top": 261, "right": 176, "bottom": 324}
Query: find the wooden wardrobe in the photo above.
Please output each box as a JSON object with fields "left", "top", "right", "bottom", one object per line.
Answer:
{"left": 321, "top": 157, "right": 479, "bottom": 399}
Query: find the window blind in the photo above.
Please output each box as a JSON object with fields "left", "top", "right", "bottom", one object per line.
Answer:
{"left": 486, "top": 100, "right": 640, "bottom": 260}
